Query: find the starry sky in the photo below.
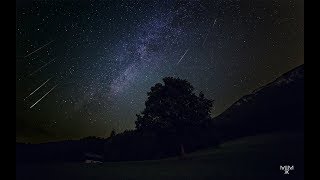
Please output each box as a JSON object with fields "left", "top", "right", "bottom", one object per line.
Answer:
{"left": 16, "top": 0, "right": 304, "bottom": 143}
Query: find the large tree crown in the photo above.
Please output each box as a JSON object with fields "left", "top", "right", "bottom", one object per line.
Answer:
{"left": 135, "top": 77, "right": 213, "bottom": 132}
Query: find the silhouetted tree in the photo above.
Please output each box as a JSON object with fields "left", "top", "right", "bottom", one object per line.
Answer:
{"left": 135, "top": 77, "right": 213, "bottom": 157}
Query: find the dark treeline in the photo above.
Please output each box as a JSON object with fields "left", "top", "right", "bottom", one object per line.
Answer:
{"left": 16, "top": 65, "right": 304, "bottom": 163}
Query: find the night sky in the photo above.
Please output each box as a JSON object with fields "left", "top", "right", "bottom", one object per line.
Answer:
{"left": 16, "top": 0, "right": 304, "bottom": 143}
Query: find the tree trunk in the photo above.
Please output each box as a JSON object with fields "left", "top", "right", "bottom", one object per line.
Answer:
{"left": 180, "top": 143, "right": 185, "bottom": 157}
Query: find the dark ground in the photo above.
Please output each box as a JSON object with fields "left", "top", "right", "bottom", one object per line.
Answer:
{"left": 16, "top": 132, "right": 304, "bottom": 180}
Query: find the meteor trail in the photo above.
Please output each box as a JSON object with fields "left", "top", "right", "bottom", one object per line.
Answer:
{"left": 24, "top": 77, "right": 53, "bottom": 101}
{"left": 24, "top": 40, "right": 54, "bottom": 58}
{"left": 202, "top": 18, "right": 217, "bottom": 47}
{"left": 30, "top": 84, "right": 59, "bottom": 109}
{"left": 177, "top": 49, "right": 189, "bottom": 65}
{"left": 29, "top": 57, "right": 57, "bottom": 76}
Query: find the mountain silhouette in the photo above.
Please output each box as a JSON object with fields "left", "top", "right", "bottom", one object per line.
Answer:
{"left": 213, "top": 64, "right": 304, "bottom": 141}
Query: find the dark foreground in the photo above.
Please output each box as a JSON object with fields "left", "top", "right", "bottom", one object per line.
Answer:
{"left": 16, "top": 132, "right": 304, "bottom": 180}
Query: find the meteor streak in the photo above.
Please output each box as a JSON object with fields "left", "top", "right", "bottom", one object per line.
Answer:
{"left": 177, "top": 49, "right": 189, "bottom": 65}
{"left": 29, "top": 84, "right": 59, "bottom": 109}
{"left": 24, "top": 77, "right": 53, "bottom": 101}
{"left": 29, "top": 57, "right": 57, "bottom": 76}
{"left": 24, "top": 40, "right": 54, "bottom": 58}
{"left": 202, "top": 18, "right": 217, "bottom": 47}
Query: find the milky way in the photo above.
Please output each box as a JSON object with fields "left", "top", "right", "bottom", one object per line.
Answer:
{"left": 16, "top": 0, "right": 304, "bottom": 143}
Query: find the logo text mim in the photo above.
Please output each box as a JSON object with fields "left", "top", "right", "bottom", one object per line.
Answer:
{"left": 280, "top": 165, "right": 294, "bottom": 174}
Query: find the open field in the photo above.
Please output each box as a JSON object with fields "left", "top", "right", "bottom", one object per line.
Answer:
{"left": 16, "top": 132, "right": 304, "bottom": 180}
